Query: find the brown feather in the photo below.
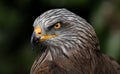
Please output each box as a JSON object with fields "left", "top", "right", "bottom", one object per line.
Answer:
{"left": 30, "top": 9, "right": 120, "bottom": 74}
{"left": 30, "top": 49, "right": 120, "bottom": 74}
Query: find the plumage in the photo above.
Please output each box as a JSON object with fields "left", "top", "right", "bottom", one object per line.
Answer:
{"left": 30, "top": 8, "right": 120, "bottom": 74}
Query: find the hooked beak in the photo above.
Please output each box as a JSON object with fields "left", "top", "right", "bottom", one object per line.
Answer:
{"left": 31, "top": 32, "right": 40, "bottom": 49}
{"left": 31, "top": 32, "right": 57, "bottom": 49}
{"left": 31, "top": 26, "right": 58, "bottom": 49}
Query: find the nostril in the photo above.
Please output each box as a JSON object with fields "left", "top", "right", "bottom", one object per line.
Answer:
{"left": 38, "top": 32, "right": 41, "bottom": 34}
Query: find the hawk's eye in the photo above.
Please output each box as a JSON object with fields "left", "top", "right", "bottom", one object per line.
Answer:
{"left": 54, "top": 23, "right": 61, "bottom": 29}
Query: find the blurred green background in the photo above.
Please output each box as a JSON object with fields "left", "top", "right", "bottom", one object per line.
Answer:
{"left": 0, "top": 0, "right": 120, "bottom": 74}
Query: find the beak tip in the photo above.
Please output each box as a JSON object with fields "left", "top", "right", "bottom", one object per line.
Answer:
{"left": 31, "top": 32, "right": 41, "bottom": 50}
{"left": 31, "top": 32, "right": 35, "bottom": 50}
{"left": 31, "top": 36, "right": 34, "bottom": 50}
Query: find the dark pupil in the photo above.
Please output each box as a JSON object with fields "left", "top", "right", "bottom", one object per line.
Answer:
{"left": 56, "top": 24, "right": 58, "bottom": 27}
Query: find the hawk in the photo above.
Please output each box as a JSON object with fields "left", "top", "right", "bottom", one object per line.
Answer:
{"left": 30, "top": 8, "right": 120, "bottom": 74}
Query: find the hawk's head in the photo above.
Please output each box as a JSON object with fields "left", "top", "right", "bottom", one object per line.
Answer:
{"left": 31, "top": 8, "right": 100, "bottom": 57}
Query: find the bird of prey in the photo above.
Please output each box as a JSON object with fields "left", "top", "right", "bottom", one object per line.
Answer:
{"left": 30, "top": 8, "right": 120, "bottom": 74}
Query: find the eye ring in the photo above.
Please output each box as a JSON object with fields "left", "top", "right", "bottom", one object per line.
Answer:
{"left": 54, "top": 23, "right": 61, "bottom": 29}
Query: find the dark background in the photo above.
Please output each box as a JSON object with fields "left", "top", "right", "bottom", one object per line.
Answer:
{"left": 0, "top": 0, "right": 120, "bottom": 74}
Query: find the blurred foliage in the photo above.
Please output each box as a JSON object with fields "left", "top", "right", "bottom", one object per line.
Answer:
{"left": 41, "top": 0, "right": 89, "bottom": 7}
{"left": 90, "top": 0, "right": 120, "bottom": 60}
{"left": 0, "top": 0, "right": 120, "bottom": 74}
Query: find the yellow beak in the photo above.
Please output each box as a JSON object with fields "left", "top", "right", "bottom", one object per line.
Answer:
{"left": 34, "top": 26, "right": 57, "bottom": 42}
{"left": 40, "top": 34, "right": 57, "bottom": 42}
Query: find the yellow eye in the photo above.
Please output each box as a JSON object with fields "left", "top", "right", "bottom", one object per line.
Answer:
{"left": 54, "top": 23, "right": 61, "bottom": 29}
